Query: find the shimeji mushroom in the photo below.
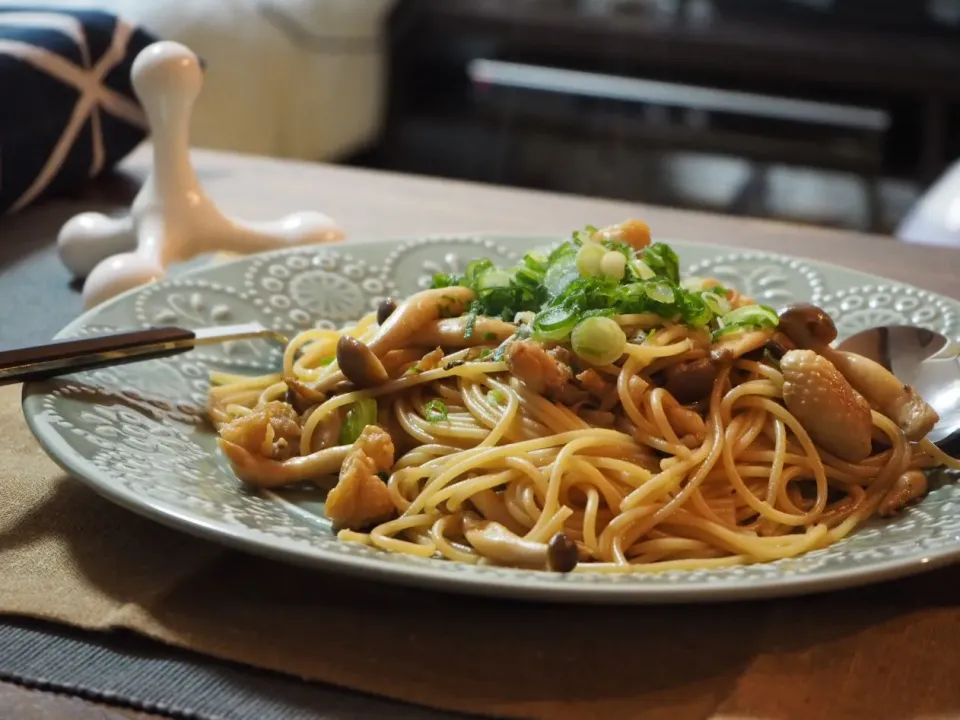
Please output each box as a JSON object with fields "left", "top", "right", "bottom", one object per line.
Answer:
{"left": 308, "top": 287, "right": 478, "bottom": 393}
{"left": 462, "top": 515, "right": 579, "bottom": 573}
{"left": 778, "top": 304, "right": 939, "bottom": 440}
{"left": 337, "top": 335, "right": 390, "bottom": 389}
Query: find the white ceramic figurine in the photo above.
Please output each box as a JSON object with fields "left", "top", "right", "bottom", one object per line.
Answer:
{"left": 58, "top": 40, "right": 343, "bottom": 309}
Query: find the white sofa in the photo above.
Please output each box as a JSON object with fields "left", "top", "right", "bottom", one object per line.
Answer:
{"left": 44, "top": 0, "right": 397, "bottom": 161}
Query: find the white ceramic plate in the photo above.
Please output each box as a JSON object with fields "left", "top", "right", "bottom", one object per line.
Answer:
{"left": 22, "top": 235, "right": 960, "bottom": 603}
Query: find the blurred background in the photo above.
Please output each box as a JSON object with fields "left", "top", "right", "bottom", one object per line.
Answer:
{"left": 49, "top": 0, "right": 960, "bottom": 239}
{"left": 356, "top": 0, "right": 960, "bottom": 238}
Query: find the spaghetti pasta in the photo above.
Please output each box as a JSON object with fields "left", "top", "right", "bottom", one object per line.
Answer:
{"left": 208, "top": 220, "right": 959, "bottom": 573}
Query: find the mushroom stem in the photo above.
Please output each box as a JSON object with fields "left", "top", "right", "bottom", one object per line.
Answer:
{"left": 463, "top": 516, "right": 550, "bottom": 568}
{"left": 368, "top": 286, "right": 476, "bottom": 356}
{"left": 415, "top": 317, "right": 516, "bottom": 348}
{"left": 469, "top": 489, "right": 529, "bottom": 536}
{"left": 712, "top": 329, "right": 774, "bottom": 359}
{"left": 219, "top": 439, "right": 349, "bottom": 489}
{"left": 830, "top": 351, "right": 939, "bottom": 441}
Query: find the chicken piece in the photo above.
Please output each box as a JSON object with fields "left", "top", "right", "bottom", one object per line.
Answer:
{"left": 413, "top": 346, "right": 445, "bottom": 373}
{"left": 780, "top": 350, "right": 873, "bottom": 463}
{"left": 324, "top": 426, "right": 397, "bottom": 531}
{"left": 324, "top": 450, "right": 395, "bottom": 530}
{"left": 218, "top": 401, "right": 301, "bottom": 460}
{"left": 576, "top": 368, "right": 611, "bottom": 397}
{"left": 728, "top": 290, "right": 755, "bottom": 309}
{"left": 504, "top": 339, "right": 573, "bottom": 397}
{"left": 878, "top": 470, "right": 929, "bottom": 517}
{"left": 374, "top": 349, "right": 424, "bottom": 379}
{"left": 576, "top": 368, "right": 619, "bottom": 410}
{"left": 353, "top": 425, "right": 395, "bottom": 471}
{"left": 593, "top": 219, "right": 651, "bottom": 250}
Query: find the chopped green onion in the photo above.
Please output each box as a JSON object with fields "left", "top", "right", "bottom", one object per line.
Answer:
{"left": 463, "top": 259, "right": 493, "bottom": 287}
{"left": 599, "top": 250, "right": 626, "bottom": 280}
{"left": 488, "top": 389, "right": 507, "bottom": 406}
{"left": 571, "top": 316, "right": 627, "bottom": 366}
{"left": 522, "top": 250, "right": 549, "bottom": 271}
{"left": 424, "top": 399, "right": 449, "bottom": 423}
{"left": 640, "top": 243, "right": 680, "bottom": 284}
{"left": 629, "top": 258, "right": 656, "bottom": 280}
{"left": 338, "top": 398, "right": 378, "bottom": 445}
{"left": 429, "top": 226, "right": 754, "bottom": 343}
{"left": 543, "top": 253, "right": 580, "bottom": 299}
{"left": 463, "top": 300, "right": 480, "bottom": 339}
{"left": 532, "top": 304, "right": 581, "bottom": 342}
{"left": 719, "top": 304, "right": 779, "bottom": 330}
{"left": 645, "top": 281, "right": 675, "bottom": 304}
{"left": 701, "top": 290, "right": 731, "bottom": 316}
{"left": 678, "top": 291, "right": 713, "bottom": 327}
{"left": 476, "top": 268, "right": 514, "bottom": 292}
{"left": 513, "top": 266, "right": 543, "bottom": 288}
{"left": 572, "top": 225, "right": 598, "bottom": 245}
{"left": 431, "top": 273, "right": 459, "bottom": 288}
{"left": 576, "top": 243, "right": 606, "bottom": 277}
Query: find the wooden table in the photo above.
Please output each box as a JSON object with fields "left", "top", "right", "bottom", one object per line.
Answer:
{"left": 1, "top": 145, "right": 958, "bottom": 718}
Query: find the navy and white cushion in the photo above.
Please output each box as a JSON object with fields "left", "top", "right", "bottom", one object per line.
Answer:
{"left": 0, "top": 7, "right": 158, "bottom": 215}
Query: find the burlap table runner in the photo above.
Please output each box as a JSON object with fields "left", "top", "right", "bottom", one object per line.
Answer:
{"left": 2, "top": 382, "right": 960, "bottom": 719}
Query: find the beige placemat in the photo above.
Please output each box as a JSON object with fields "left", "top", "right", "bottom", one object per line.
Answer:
{"left": 2, "top": 382, "right": 960, "bottom": 719}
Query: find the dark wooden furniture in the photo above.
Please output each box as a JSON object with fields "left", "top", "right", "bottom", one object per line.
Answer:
{"left": 357, "top": 0, "right": 960, "bottom": 232}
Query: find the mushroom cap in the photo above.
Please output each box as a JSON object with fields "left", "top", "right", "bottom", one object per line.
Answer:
{"left": 777, "top": 304, "right": 838, "bottom": 348}
{"left": 336, "top": 335, "right": 391, "bottom": 389}
{"left": 376, "top": 298, "right": 398, "bottom": 326}
{"left": 546, "top": 532, "right": 579, "bottom": 573}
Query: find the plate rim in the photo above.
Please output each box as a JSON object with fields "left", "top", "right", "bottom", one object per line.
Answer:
{"left": 21, "top": 233, "right": 960, "bottom": 603}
